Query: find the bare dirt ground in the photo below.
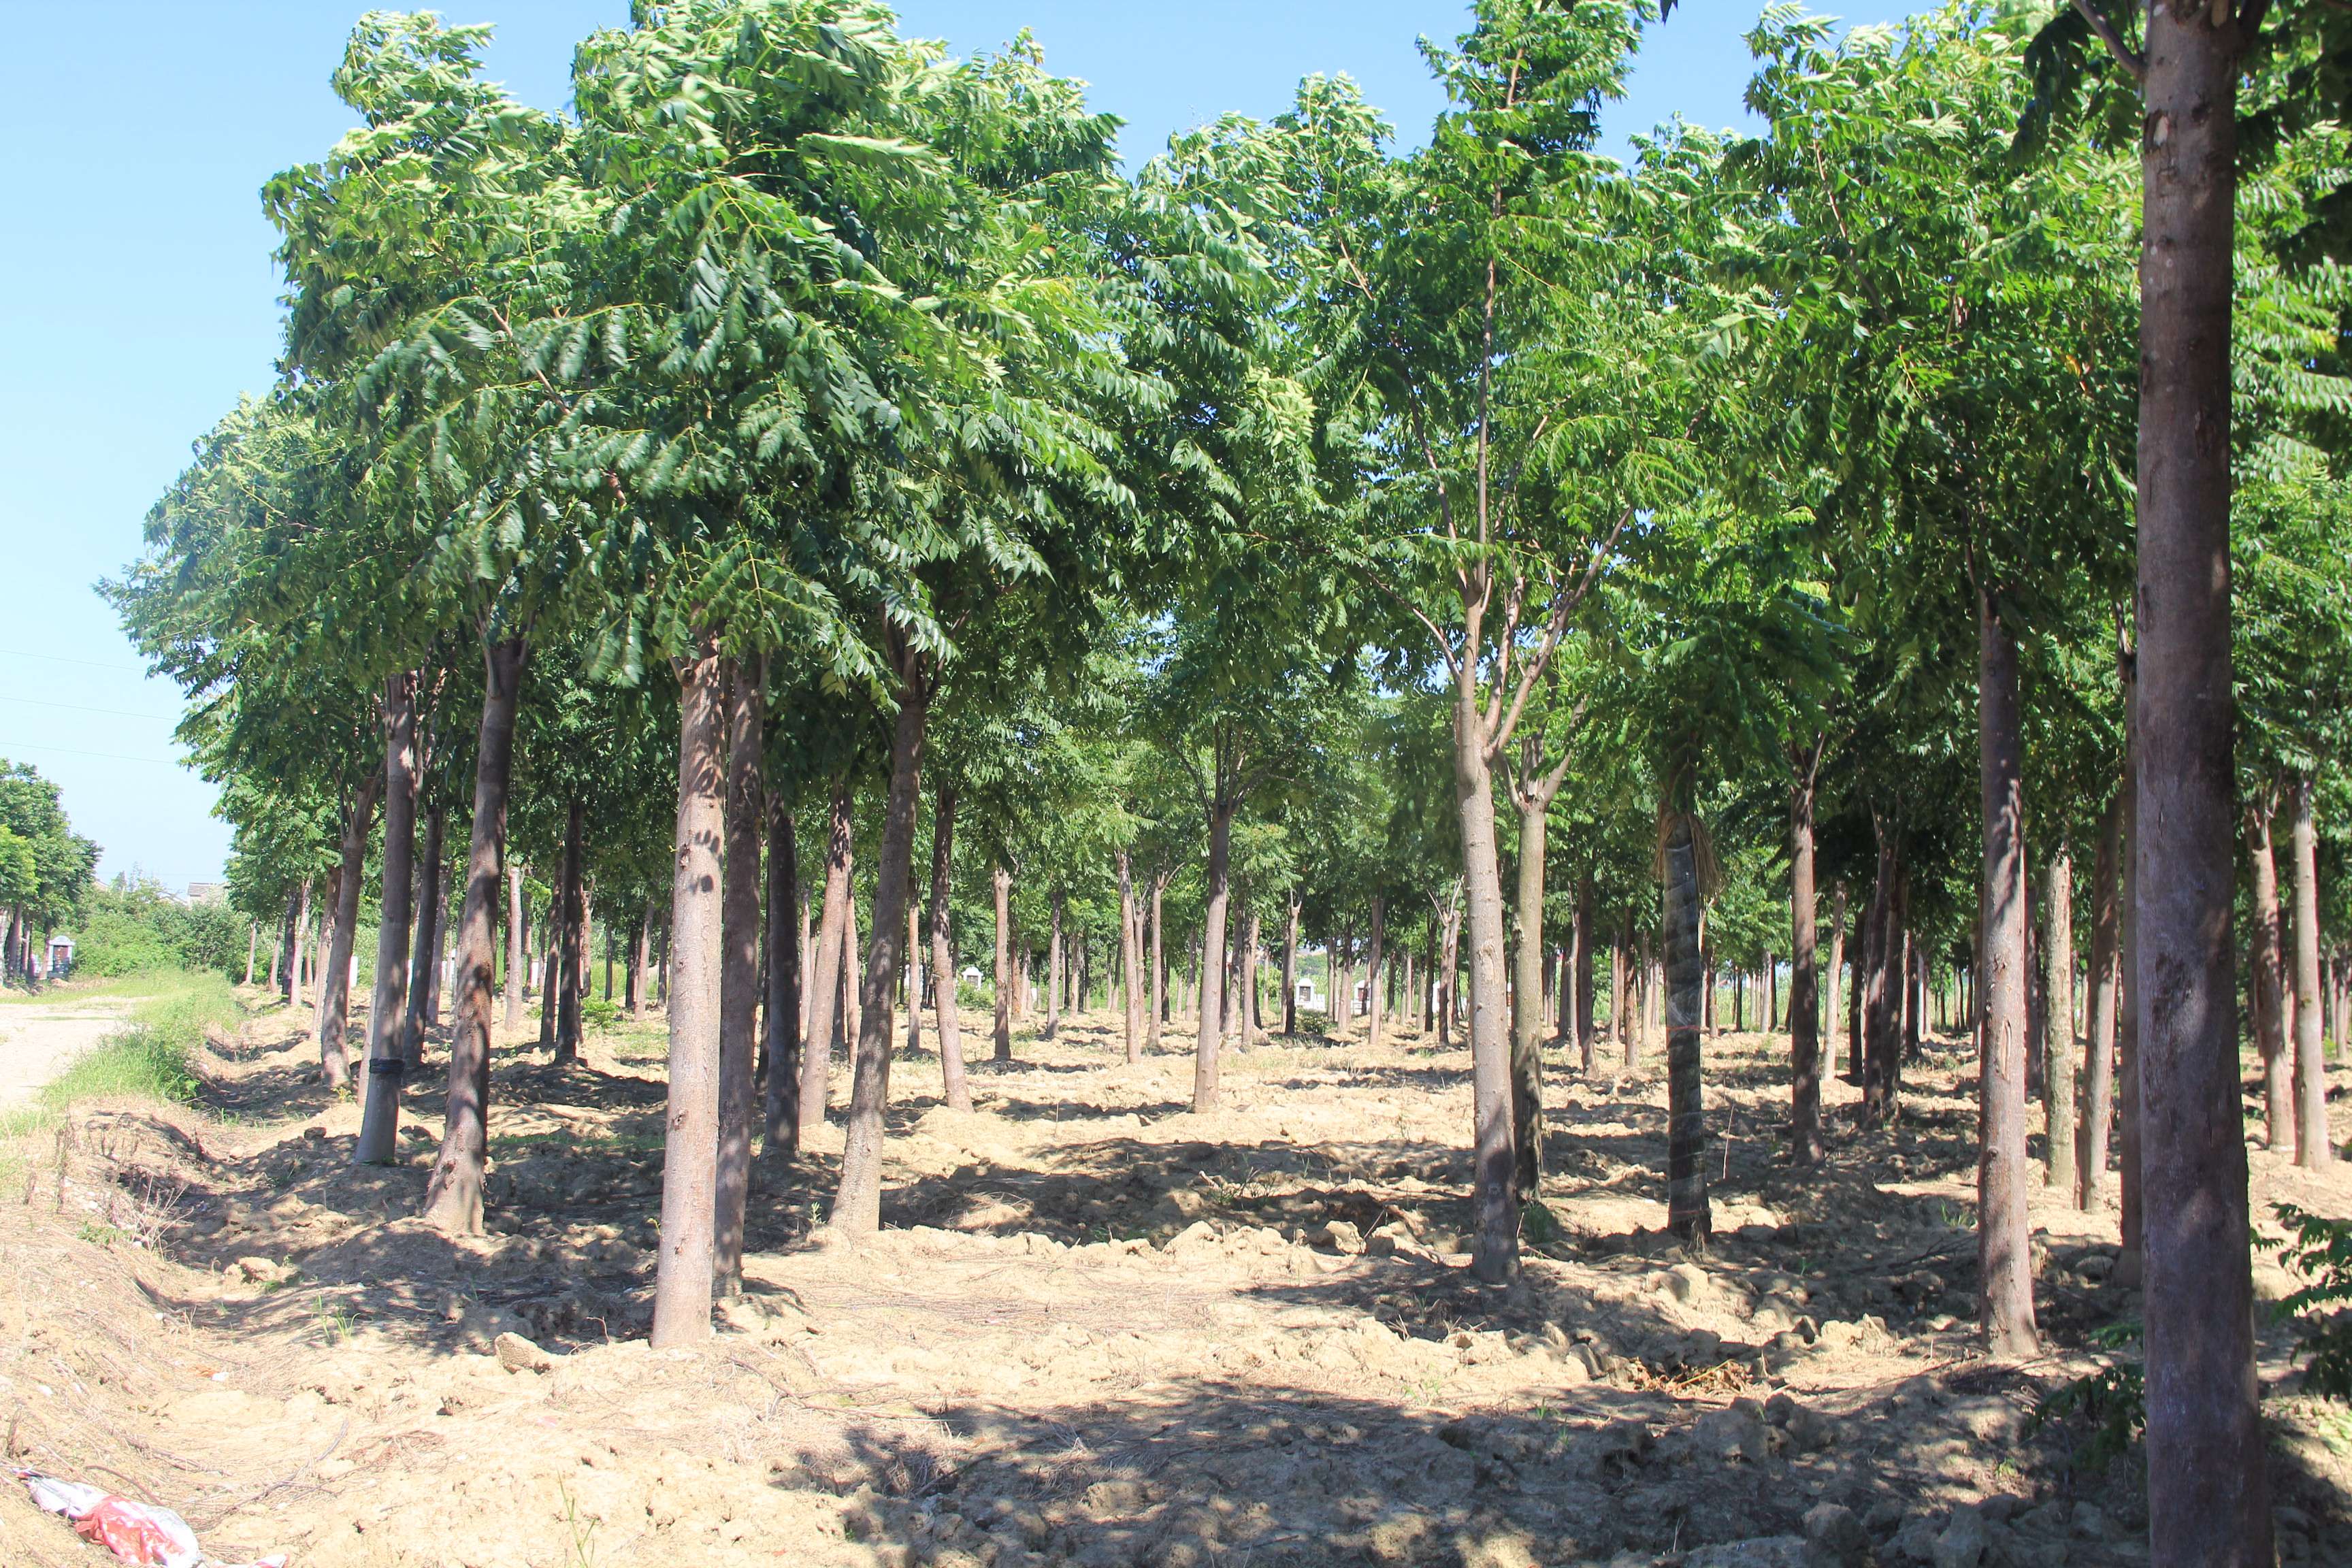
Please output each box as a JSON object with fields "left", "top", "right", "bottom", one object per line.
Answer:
{"left": 3, "top": 994, "right": 2351, "bottom": 1568}
{"left": 0, "top": 993, "right": 135, "bottom": 1105}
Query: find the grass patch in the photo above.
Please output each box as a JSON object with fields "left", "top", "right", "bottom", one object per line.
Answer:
{"left": 0, "top": 972, "right": 240, "bottom": 1142}
{"left": 0, "top": 970, "right": 203, "bottom": 1008}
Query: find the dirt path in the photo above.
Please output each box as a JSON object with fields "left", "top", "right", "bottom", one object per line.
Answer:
{"left": 0, "top": 999, "right": 2347, "bottom": 1567}
{"left": 0, "top": 992, "right": 131, "bottom": 1105}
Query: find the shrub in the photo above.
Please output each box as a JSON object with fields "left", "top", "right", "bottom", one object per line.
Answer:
{"left": 65, "top": 877, "right": 247, "bottom": 981}
{"left": 2027, "top": 1320, "right": 2144, "bottom": 1473}
{"left": 2268, "top": 1202, "right": 2352, "bottom": 1397}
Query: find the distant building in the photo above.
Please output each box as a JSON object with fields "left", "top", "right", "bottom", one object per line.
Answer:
{"left": 186, "top": 882, "right": 227, "bottom": 906}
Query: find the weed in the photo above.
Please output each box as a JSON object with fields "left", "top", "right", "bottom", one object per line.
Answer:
{"left": 2027, "top": 1319, "right": 2144, "bottom": 1473}
{"left": 311, "top": 1294, "right": 356, "bottom": 1343}
{"left": 557, "top": 1480, "right": 601, "bottom": 1568}
{"left": 75, "top": 1222, "right": 131, "bottom": 1247}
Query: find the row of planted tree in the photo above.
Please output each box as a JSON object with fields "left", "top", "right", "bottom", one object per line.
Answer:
{"left": 108, "top": 4, "right": 2352, "bottom": 1561}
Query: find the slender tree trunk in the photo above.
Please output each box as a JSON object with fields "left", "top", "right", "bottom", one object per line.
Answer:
{"left": 2044, "top": 845, "right": 2078, "bottom": 1196}
{"left": 1862, "top": 821, "right": 1899, "bottom": 1120}
{"left": 538, "top": 928, "right": 560, "bottom": 1049}
{"left": 1195, "top": 798, "right": 1236, "bottom": 1112}
{"left": 355, "top": 676, "right": 417, "bottom": 1165}
{"left": 2247, "top": 791, "right": 2292, "bottom": 1149}
{"left": 504, "top": 866, "right": 525, "bottom": 1031}
{"left": 930, "top": 782, "right": 968, "bottom": 1111}
{"left": 1662, "top": 808, "right": 1709, "bottom": 1240}
{"left": 1368, "top": 894, "right": 1386, "bottom": 1051}
{"left": 633, "top": 903, "right": 652, "bottom": 1024}
{"left": 553, "top": 800, "right": 585, "bottom": 1064}
{"left": 2119, "top": 661, "right": 2145, "bottom": 1283}
{"left": 834, "top": 652, "right": 928, "bottom": 1237}
{"left": 1119, "top": 850, "right": 1142, "bottom": 1063}
{"left": 2133, "top": 9, "right": 2268, "bottom": 1554}
{"left": 1789, "top": 746, "right": 1823, "bottom": 1166}
{"left": 992, "top": 863, "right": 1014, "bottom": 1062}
{"left": 1243, "top": 907, "right": 1264, "bottom": 1047}
{"left": 651, "top": 638, "right": 726, "bottom": 1348}
{"left": 1046, "top": 890, "right": 1064, "bottom": 1041}
{"left": 1575, "top": 872, "right": 1597, "bottom": 1066}
{"left": 2288, "top": 776, "right": 2332, "bottom": 1168}
{"left": 2080, "top": 798, "right": 2122, "bottom": 1211}
{"left": 316, "top": 774, "right": 379, "bottom": 1089}
{"left": 422, "top": 635, "right": 527, "bottom": 1234}
{"left": 713, "top": 657, "right": 764, "bottom": 1294}
{"left": 1147, "top": 875, "right": 1167, "bottom": 1054}
{"left": 1976, "top": 589, "right": 2038, "bottom": 1355}
{"left": 1281, "top": 896, "right": 1300, "bottom": 1038}
{"left": 1513, "top": 795, "right": 1549, "bottom": 1162}
{"left": 800, "top": 783, "right": 853, "bottom": 1137}
{"left": 763, "top": 791, "right": 804, "bottom": 1153}
{"left": 1826, "top": 883, "right": 1846, "bottom": 1059}
{"left": 1439, "top": 893, "right": 1463, "bottom": 1052}
{"left": 905, "top": 861, "right": 924, "bottom": 1056}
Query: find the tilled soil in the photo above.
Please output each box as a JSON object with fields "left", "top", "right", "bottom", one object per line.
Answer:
{"left": 3, "top": 996, "right": 2350, "bottom": 1567}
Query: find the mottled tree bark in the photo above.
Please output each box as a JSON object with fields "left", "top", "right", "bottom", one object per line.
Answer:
{"left": 316, "top": 772, "right": 380, "bottom": 1090}
{"left": 1662, "top": 810, "right": 1709, "bottom": 1241}
{"left": 1788, "top": 740, "right": 1824, "bottom": 1166}
{"left": 2079, "top": 798, "right": 2121, "bottom": 1211}
{"left": 713, "top": 656, "right": 764, "bottom": 1293}
{"left": 402, "top": 803, "right": 444, "bottom": 1068}
{"left": 2289, "top": 776, "right": 2332, "bottom": 1169}
{"left": 355, "top": 675, "right": 417, "bottom": 1166}
{"left": 651, "top": 638, "right": 726, "bottom": 1348}
{"left": 504, "top": 865, "right": 525, "bottom": 1031}
{"left": 2044, "top": 845, "right": 2077, "bottom": 1196}
{"left": 422, "top": 635, "right": 527, "bottom": 1235}
{"left": 1976, "top": 590, "right": 2038, "bottom": 1355}
{"left": 1194, "top": 800, "right": 1237, "bottom": 1112}
{"left": 930, "top": 782, "right": 968, "bottom": 1111}
{"left": 834, "top": 649, "right": 929, "bottom": 1237}
{"left": 800, "top": 783, "right": 853, "bottom": 1137}
{"left": 553, "top": 800, "right": 585, "bottom": 1064}
{"left": 762, "top": 792, "right": 803, "bottom": 1153}
{"left": 2248, "top": 791, "right": 2293, "bottom": 1150}
{"left": 992, "top": 863, "right": 1014, "bottom": 1062}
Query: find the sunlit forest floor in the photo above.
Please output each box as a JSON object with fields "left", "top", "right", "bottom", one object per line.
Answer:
{"left": 4, "top": 992, "right": 2351, "bottom": 1567}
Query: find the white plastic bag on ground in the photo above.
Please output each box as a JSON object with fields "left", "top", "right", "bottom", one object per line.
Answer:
{"left": 14, "top": 1467, "right": 286, "bottom": 1568}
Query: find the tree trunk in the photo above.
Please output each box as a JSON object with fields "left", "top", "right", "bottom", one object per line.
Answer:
{"left": 2080, "top": 797, "right": 2121, "bottom": 1211}
{"left": 834, "top": 651, "right": 929, "bottom": 1237}
{"left": 651, "top": 638, "right": 726, "bottom": 1348}
{"left": 1439, "top": 893, "right": 1463, "bottom": 1052}
{"left": 930, "top": 782, "right": 968, "bottom": 1111}
{"left": 713, "top": 656, "right": 764, "bottom": 1294}
{"left": 2044, "top": 844, "right": 2078, "bottom": 1196}
{"left": 1513, "top": 797, "right": 1548, "bottom": 1138}
{"left": 1662, "top": 808, "right": 1709, "bottom": 1240}
{"left": 1789, "top": 745, "right": 1823, "bottom": 1166}
{"left": 2249, "top": 792, "right": 2293, "bottom": 1149}
{"left": 355, "top": 675, "right": 417, "bottom": 1166}
{"left": 633, "top": 902, "right": 652, "bottom": 1024}
{"left": 800, "top": 783, "right": 853, "bottom": 1137}
{"left": 1045, "top": 889, "right": 1064, "bottom": 1041}
{"left": 2134, "top": 8, "right": 2270, "bottom": 1554}
{"left": 905, "top": 860, "right": 924, "bottom": 1056}
{"left": 409, "top": 808, "right": 446, "bottom": 1047}
{"left": 553, "top": 800, "right": 585, "bottom": 1064}
{"left": 504, "top": 865, "right": 525, "bottom": 1031}
{"left": 316, "top": 772, "right": 380, "bottom": 1090}
{"left": 1628, "top": 928, "right": 1648, "bottom": 1070}
{"left": 1976, "top": 588, "right": 2038, "bottom": 1356}
{"left": 1148, "top": 875, "right": 1167, "bottom": 1054}
{"left": 1119, "top": 850, "right": 1142, "bottom": 1063}
{"left": 1826, "top": 882, "right": 1846, "bottom": 1060}
{"left": 422, "top": 635, "right": 527, "bottom": 1234}
{"left": 1575, "top": 872, "right": 1597, "bottom": 1067}
{"left": 2119, "top": 662, "right": 2144, "bottom": 1283}
{"left": 763, "top": 791, "right": 804, "bottom": 1153}
{"left": 2289, "top": 776, "right": 2332, "bottom": 1168}
{"left": 1281, "top": 897, "right": 1300, "bottom": 1038}
{"left": 1195, "top": 799, "right": 1237, "bottom": 1111}
{"left": 1367, "top": 894, "right": 1386, "bottom": 1051}
{"left": 538, "top": 934, "right": 559, "bottom": 1049}
{"left": 1862, "top": 820, "right": 1899, "bottom": 1120}
{"left": 1243, "top": 906, "right": 1264, "bottom": 1047}
{"left": 992, "top": 863, "right": 1014, "bottom": 1062}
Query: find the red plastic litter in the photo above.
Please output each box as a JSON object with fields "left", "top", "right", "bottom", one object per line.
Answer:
{"left": 14, "top": 1468, "right": 286, "bottom": 1568}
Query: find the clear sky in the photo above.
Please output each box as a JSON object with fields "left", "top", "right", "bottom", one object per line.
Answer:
{"left": 0, "top": 0, "right": 1915, "bottom": 895}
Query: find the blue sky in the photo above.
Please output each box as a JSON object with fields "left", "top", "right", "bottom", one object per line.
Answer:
{"left": 0, "top": 0, "right": 1916, "bottom": 893}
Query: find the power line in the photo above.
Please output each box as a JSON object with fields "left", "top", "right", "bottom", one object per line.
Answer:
{"left": 0, "top": 740, "right": 189, "bottom": 768}
{"left": 0, "top": 647, "right": 148, "bottom": 674}
{"left": 0, "top": 694, "right": 178, "bottom": 723}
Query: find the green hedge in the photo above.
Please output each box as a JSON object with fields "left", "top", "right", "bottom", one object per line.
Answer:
{"left": 66, "top": 879, "right": 248, "bottom": 981}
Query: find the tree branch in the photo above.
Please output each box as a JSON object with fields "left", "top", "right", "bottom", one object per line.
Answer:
{"left": 2070, "top": 0, "right": 2145, "bottom": 84}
